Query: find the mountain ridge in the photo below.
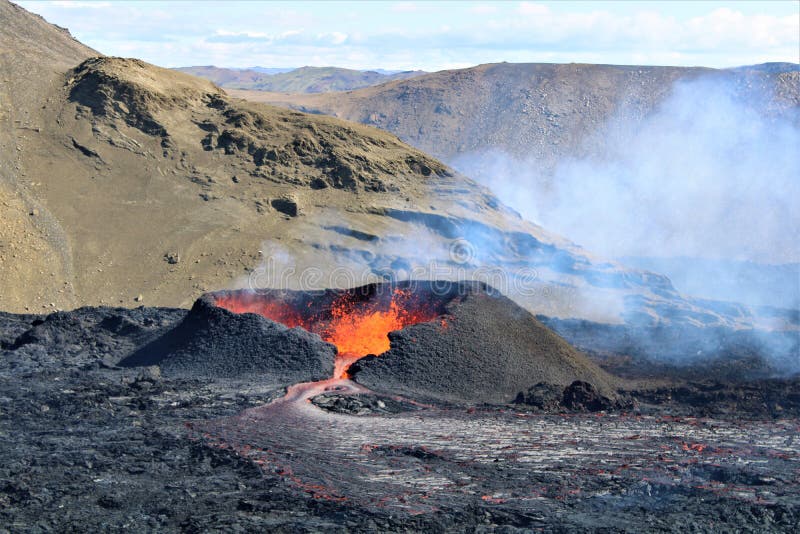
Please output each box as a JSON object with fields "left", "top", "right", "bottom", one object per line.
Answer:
{"left": 175, "top": 65, "right": 426, "bottom": 93}
{"left": 232, "top": 61, "right": 800, "bottom": 169}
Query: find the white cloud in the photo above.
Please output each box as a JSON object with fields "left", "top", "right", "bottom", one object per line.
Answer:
{"left": 686, "top": 8, "right": 800, "bottom": 49}
{"left": 214, "top": 29, "right": 272, "bottom": 39}
{"left": 50, "top": 1, "right": 111, "bottom": 8}
{"left": 391, "top": 2, "right": 419, "bottom": 13}
{"left": 210, "top": 29, "right": 305, "bottom": 44}
{"left": 317, "top": 32, "right": 348, "bottom": 45}
{"left": 517, "top": 2, "right": 549, "bottom": 17}
{"left": 16, "top": 1, "right": 800, "bottom": 70}
{"left": 468, "top": 5, "right": 497, "bottom": 15}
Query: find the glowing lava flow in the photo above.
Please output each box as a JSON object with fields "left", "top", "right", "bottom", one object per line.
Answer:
{"left": 215, "top": 288, "right": 439, "bottom": 379}
{"left": 204, "top": 287, "right": 444, "bottom": 508}
{"left": 324, "top": 289, "right": 436, "bottom": 378}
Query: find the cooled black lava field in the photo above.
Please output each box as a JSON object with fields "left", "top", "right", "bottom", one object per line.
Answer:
{"left": 1, "top": 282, "right": 799, "bottom": 532}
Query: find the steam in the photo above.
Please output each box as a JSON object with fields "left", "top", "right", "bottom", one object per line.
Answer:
{"left": 446, "top": 74, "right": 799, "bottom": 374}
{"left": 451, "top": 75, "right": 800, "bottom": 310}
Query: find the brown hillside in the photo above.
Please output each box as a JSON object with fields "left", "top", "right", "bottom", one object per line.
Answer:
{"left": 1, "top": 52, "right": 485, "bottom": 311}
{"left": 0, "top": 0, "right": 96, "bottom": 310}
{"left": 234, "top": 62, "right": 800, "bottom": 172}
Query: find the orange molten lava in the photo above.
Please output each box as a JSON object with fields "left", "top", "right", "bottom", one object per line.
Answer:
{"left": 325, "top": 289, "right": 438, "bottom": 378}
{"left": 327, "top": 290, "right": 412, "bottom": 356}
{"left": 213, "top": 297, "right": 307, "bottom": 329}
{"left": 215, "top": 288, "right": 439, "bottom": 378}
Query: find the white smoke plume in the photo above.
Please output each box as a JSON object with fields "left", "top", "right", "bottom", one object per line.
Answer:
{"left": 452, "top": 75, "right": 800, "bottom": 309}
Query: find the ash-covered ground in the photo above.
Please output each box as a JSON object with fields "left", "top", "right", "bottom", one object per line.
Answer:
{"left": 1, "top": 302, "right": 799, "bottom": 532}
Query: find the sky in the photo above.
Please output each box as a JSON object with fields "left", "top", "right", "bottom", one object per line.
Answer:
{"left": 17, "top": 1, "right": 800, "bottom": 71}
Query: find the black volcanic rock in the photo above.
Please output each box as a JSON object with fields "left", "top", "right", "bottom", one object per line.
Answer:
{"left": 1, "top": 307, "right": 185, "bottom": 372}
{"left": 561, "top": 380, "right": 616, "bottom": 412}
{"left": 514, "top": 380, "right": 629, "bottom": 412}
{"left": 513, "top": 382, "right": 563, "bottom": 410}
{"left": 350, "top": 283, "right": 618, "bottom": 404}
{"left": 3, "top": 299, "right": 800, "bottom": 530}
{"left": 120, "top": 295, "right": 335, "bottom": 382}
{"left": 538, "top": 316, "right": 800, "bottom": 380}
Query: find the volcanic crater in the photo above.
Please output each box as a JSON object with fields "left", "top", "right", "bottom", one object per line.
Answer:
{"left": 123, "top": 281, "right": 618, "bottom": 405}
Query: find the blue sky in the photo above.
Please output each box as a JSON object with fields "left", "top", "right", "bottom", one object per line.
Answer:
{"left": 18, "top": 1, "right": 800, "bottom": 70}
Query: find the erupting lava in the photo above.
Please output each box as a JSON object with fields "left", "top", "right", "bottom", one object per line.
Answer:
{"left": 215, "top": 288, "right": 439, "bottom": 378}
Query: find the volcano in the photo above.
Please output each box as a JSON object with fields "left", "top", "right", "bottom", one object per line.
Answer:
{"left": 123, "top": 281, "right": 617, "bottom": 404}
{"left": 213, "top": 283, "right": 446, "bottom": 379}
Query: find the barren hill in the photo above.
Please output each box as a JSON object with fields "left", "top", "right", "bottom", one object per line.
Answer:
{"left": 0, "top": 1, "right": 755, "bottom": 331}
{"left": 234, "top": 62, "right": 800, "bottom": 172}
{"left": 0, "top": 0, "right": 96, "bottom": 312}
{"left": 175, "top": 65, "right": 425, "bottom": 93}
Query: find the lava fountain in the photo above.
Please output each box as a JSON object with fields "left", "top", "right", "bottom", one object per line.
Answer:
{"left": 213, "top": 284, "right": 445, "bottom": 379}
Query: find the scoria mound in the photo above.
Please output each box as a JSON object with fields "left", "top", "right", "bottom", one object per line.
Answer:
{"left": 185, "top": 281, "right": 618, "bottom": 404}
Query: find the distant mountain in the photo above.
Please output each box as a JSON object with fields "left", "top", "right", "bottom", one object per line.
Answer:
{"left": 246, "top": 66, "right": 295, "bottom": 75}
{"left": 620, "top": 257, "right": 800, "bottom": 310}
{"left": 370, "top": 69, "right": 408, "bottom": 75}
{"left": 172, "top": 65, "right": 271, "bottom": 87}
{"left": 175, "top": 65, "right": 426, "bottom": 93}
{"left": 730, "top": 62, "right": 800, "bottom": 74}
{"left": 232, "top": 62, "right": 800, "bottom": 317}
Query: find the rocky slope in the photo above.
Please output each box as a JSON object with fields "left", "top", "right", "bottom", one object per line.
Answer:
{"left": 176, "top": 65, "right": 425, "bottom": 93}
{"left": 0, "top": 1, "right": 761, "bottom": 330}
{"left": 0, "top": 0, "right": 97, "bottom": 311}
